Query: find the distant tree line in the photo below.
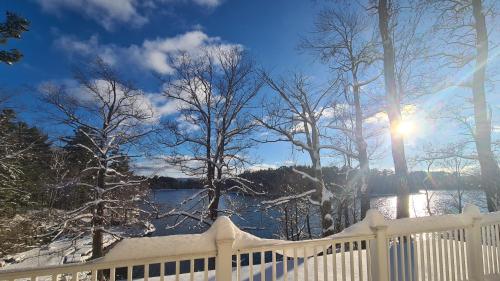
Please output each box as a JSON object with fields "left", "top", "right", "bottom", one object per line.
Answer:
{"left": 151, "top": 166, "right": 481, "bottom": 196}
{"left": 148, "top": 176, "right": 201, "bottom": 190}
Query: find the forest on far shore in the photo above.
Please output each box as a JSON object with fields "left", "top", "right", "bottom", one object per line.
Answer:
{"left": 149, "top": 166, "right": 481, "bottom": 196}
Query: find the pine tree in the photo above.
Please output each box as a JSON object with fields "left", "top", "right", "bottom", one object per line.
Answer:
{"left": 0, "top": 12, "right": 29, "bottom": 65}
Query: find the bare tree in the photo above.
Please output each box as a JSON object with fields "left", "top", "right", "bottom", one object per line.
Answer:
{"left": 301, "top": 6, "right": 381, "bottom": 219}
{"left": 426, "top": 0, "right": 500, "bottom": 211}
{"left": 255, "top": 72, "right": 351, "bottom": 236}
{"left": 40, "top": 58, "right": 154, "bottom": 259}
{"left": 263, "top": 184, "right": 314, "bottom": 240}
{"left": 158, "top": 46, "right": 262, "bottom": 225}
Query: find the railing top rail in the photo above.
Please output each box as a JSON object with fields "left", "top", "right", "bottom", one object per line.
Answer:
{"left": 234, "top": 234, "right": 376, "bottom": 254}
{"left": 480, "top": 210, "right": 500, "bottom": 225}
{"left": 0, "top": 251, "right": 216, "bottom": 278}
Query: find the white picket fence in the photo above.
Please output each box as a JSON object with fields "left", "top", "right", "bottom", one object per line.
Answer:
{"left": 1, "top": 204, "right": 500, "bottom": 281}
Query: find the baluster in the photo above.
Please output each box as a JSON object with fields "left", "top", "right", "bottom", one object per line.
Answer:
{"left": 482, "top": 226, "right": 488, "bottom": 274}
{"left": 493, "top": 225, "right": 500, "bottom": 273}
{"left": 489, "top": 225, "right": 495, "bottom": 273}
{"left": 261, "top": 250, "right": 266, "bottom": 281}
{"left": 496, "top": 224, "right": 500, "bottom": 272}
{"left": 175, "top": 260, "right": 180, "bottom": 281}
{"left": 110, "top": 267, "right": 116, "bottom": 281}
{"left": 399, "top": 236, "right": 406, "bottom": 281}
{"left": 432, "top": 233, "right": 439, "bottom": 281}
{"left": 341, "top": 242, "right": 346, "bottom": 281}
{"left": 415, "top": 234, "right": 421, "bottom": 281}
{"left": 457, "top": 229, "right": 464, "bottom": 281}
{"left": 249, "top": 251, "right": 254, "bottom": 281}
{"left": 190, "top": 259, "right": 195, "bottom": 281}
{"left": 450, "top": 231, "right": 456, "bottom": 281}
{"left": 393, "top": 237, "right": 398, "bottom": 281}
{"left": 460, "top": 229, "right": 467, "bottom": 280}
{"left": 357, "top": 241, "right": 363, "bottom": 281}
{"left": 204, "top": 257, "right": 209, "bottom": 281}
{"left": 159, "top": 262, "right": 164, "bottom": 281}
{"left": 144, "top": 264, "right": 149, "bottom": 281}
{"left": 366, "top": 240, "right": 372, "bottom": 281}
{"left": 313, "top": 246, "right": 318, "bottom": 281}
{"left": 332, "top": 243, "right": 337, "bottom": 281}
{"left": 294, "top": 248, "right": 298, "bottom": 281}
{"left": 127, "top": 266, "right": 132, "bottom": 281}
{"left": 322, "top": 245, "right": 328, "bottom": 281}
{"left": 485, "top": 226, "right": 491, "bottom": 274}
{"left": 349, "top": 242, "right": 354, "bottom": 281}
{"left": 424, "top": 233, "right": 431, "bottom": 281}
{"left": 444, "top": 232, "right": 450, "bottom": 281}
{"left": 440, "top": 231, "right": 446, "bottom": 280}
{"left": 272, "top": 251, "right": 277, "bottom": 281}
{"left": 237, "top": 254, "right": 241, "bottom": 281}
{"left": 406, "top": 235, "right": 412, "bottom": 281}
{"left": 304, "top": 247, "right": 309, "bottom": 281}
{"left": 284, "top": 248, "right": 288, "bottom": 281}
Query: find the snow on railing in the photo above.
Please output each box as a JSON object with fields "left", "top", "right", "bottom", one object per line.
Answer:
{"left": 1, "top": 204, "right": 500, "bottom": 281}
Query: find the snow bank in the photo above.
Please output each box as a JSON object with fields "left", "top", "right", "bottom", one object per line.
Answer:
{"left": 334, "top": 203, "right": 486, "bottom": 238}
{"left": 102, "top": 216, "right": 279, "bottom": 262}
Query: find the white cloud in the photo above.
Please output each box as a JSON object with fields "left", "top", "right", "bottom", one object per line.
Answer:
{"left": 192, "top": 0, "right": 222, "bottom": 7}
{"left": 37, "top": 0, "right": 223, "bottom": 30}
{"left": 38, "top": 78, "right": 175, "bottom": 121}
{"left": 54, "top": 31, "right": 240, "bottom": 74}
{"left": 132, "top": 157, "right": 193, "bottom": 178}
{"left": 365, "top": 104, "right": 418, "bottom": 124}
{"left": 36, "top": 0, "right": 148, "bottom": 30}
{"left": 247, "top": 163, "right": 278, "bottom": 172}
{"left": 158, "top": 0, "right": 223, "bottom": 8}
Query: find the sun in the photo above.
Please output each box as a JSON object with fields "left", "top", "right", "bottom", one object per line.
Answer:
{"left": 395, "top": 120, "right": 415, "bottom": 137}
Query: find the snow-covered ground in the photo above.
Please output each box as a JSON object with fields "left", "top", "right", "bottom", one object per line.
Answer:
{"left": 1, "top": 223, "right": 155, "bottom": 270}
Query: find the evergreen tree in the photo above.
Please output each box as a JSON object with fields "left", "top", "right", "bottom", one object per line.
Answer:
{"left": 0, "top": 12, "right": 29, "bottom": 65}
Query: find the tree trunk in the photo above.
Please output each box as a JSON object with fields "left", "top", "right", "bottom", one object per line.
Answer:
{"left": 353, "top": 83, "right": 371, "bottom": 219}
{"left": 209, "top": 166, "right": 223, "bottom": 220}
{"left": 312, "top": 158, "right": 333, "bottom": 236}
{"left": 91, "top": 166, "right": 105, "bottom": 260}
{"left": 378, "top": 0, "right": 410, "bottom": 218}
{"left": 306, "top": 213, "right": 312, "bottom": 239}
{"left": 471, "top": 0, "right": 500, "bottom": 212}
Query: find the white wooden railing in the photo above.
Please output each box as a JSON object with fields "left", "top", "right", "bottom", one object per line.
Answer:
{"left": 1, "top": 204, "right": 500, "bottom": 281}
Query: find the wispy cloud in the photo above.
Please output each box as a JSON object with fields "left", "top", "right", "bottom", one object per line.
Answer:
{"left": 36, "top": 0, "right": 224, "bottom": 31}
{"left": 36, "top": 0, "right": 148, "bottom": 31}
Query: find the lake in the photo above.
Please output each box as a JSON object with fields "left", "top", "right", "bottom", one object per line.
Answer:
{"left": 149, "top": 189, "right": 487, "bottom": 239}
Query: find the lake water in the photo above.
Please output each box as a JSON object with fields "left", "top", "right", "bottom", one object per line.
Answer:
{"left": 149, "top": 189, "right": 487, "bottom": 239}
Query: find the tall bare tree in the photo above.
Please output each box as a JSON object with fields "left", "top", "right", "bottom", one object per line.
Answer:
{"left": 301, "top": 6, "right": 380, "bottom": 219}
{"left": 255, "top": 73, "right": 352, "bottom": 236}
{"left": 375, "top": 0, "right": 412, "bottom": 218}
{"left": 40, "top": 58, "right": 154, "bottom": 259}
{"left": 427, "top": 0, "right": 500, "bottom": 211}
{"left": 159, "top": 46, "right": 262, "bottom": 224}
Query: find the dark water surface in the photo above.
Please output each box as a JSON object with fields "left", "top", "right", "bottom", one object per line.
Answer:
{"left": 149, "top": 189, "right": 488, "bottom": 239}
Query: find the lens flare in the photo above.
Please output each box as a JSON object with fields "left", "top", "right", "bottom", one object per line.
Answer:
{"left": 395, "top": 120, "right": 415, "bottom": 137}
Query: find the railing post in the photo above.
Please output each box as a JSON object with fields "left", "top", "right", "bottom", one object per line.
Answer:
{"left": 366, "top": 209, "right": 390, "bottom": 281}
{"left": 214, "top": 216, "right": 236, "bottom": 281}
{"left": 464, "top": 204, "right": 484, "bottom": 281}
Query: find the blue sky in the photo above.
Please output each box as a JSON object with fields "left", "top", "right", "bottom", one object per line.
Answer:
{"left": 1, "top": 0, "right": 498, "bottom": 177}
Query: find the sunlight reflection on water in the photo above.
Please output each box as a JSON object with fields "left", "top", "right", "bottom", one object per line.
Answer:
{"left": 371, "top": 190, "right": 487, "bottom": 219}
